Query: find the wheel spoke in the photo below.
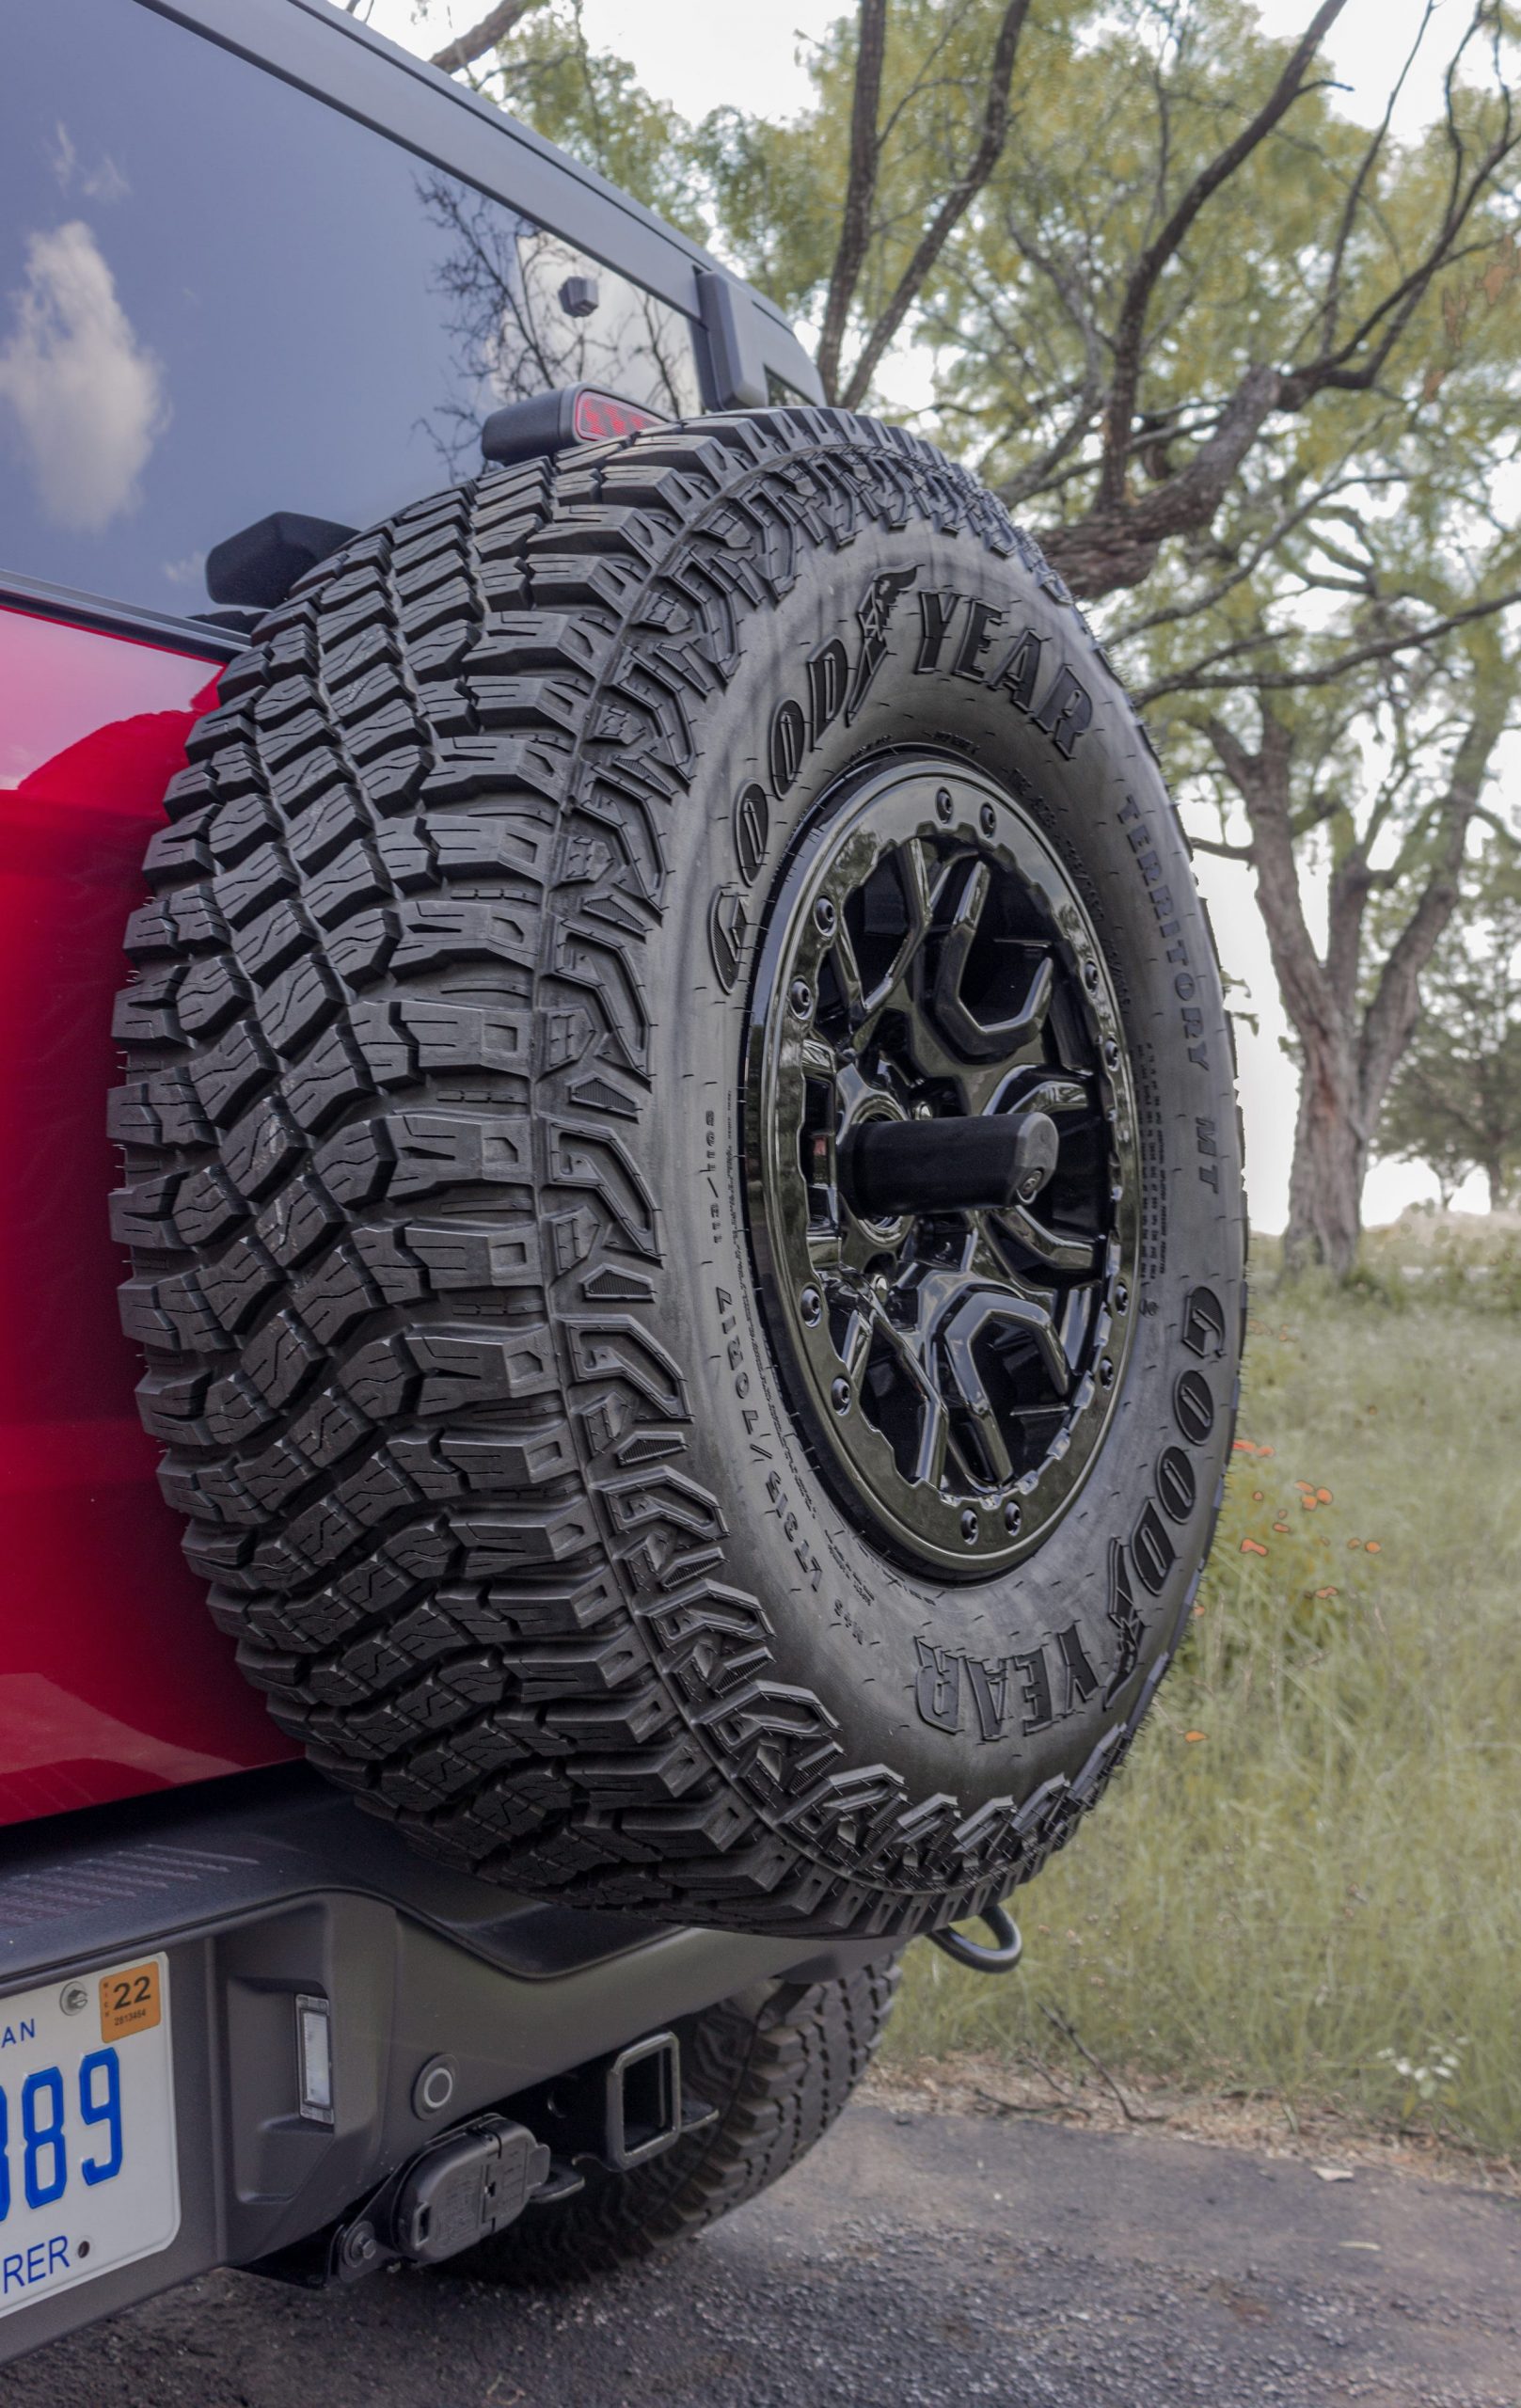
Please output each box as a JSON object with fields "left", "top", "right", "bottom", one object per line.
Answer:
{"left": 839, "top": 1297, "right": 874, "bottom": 1386}
{"left": 999, "top": 1072, "right": 1090, "bottom": 1117}
{"left": 828, "top": 918, "right": 866, "bottom": 1027}
{"left": 992, "top": 1201, "right": 1103, "bottom": 1277}
{"left": 849, "top": 835, "right": 939, "bottom": 1035}
{"left": 931, "top": 862, "right": 1057, "bottom": 1064}
{"left": 912, "top": 1393, "right": 949, "bottom": 1489}
{"left": 941, "top": 1319, "right": 1015, "bottom": 1485}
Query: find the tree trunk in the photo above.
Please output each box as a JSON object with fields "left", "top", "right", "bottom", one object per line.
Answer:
{"left": 1283, "top": 1026, "right": 1365, "bottom": 1276}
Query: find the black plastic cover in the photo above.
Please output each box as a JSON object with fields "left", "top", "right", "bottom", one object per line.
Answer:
{"left": 390, "top": 2118, "right": 550, "bottom": 2262}
{"left": 206, "top": 512, "right": 358, "bottom": 608}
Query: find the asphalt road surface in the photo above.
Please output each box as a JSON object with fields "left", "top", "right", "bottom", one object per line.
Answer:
{"left": 4, "top": 2098, "right": 1518, "bottom": 2408}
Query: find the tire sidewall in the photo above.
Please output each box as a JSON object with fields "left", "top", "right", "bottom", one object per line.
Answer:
{"left": 547, "top": 460, "right": 1243, "bottom": 1870}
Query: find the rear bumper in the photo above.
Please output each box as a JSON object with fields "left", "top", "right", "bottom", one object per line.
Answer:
{"left": 0, "top": 1766, "right": 881, "bottom": 2364}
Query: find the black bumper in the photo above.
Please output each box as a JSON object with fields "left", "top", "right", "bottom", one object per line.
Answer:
{"left": 0, "top": 1766, "right": 882, "bottom": 2364}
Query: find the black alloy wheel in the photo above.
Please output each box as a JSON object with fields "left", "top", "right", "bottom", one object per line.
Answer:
{"left": 745, "top": 757, "right": 1138, "bottom": 1576}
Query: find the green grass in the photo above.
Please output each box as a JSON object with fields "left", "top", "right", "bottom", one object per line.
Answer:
{"left": 885, "top": 1265, "right": 1521, "bottom": 2160}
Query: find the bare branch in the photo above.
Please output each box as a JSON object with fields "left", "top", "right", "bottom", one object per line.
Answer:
{"left": 1189, "top": 832, "right": 1257, "bottom": 860}
{"left": 1360, "top": 708, "right": 1505, "bottom": 1104}
{"left": 817, "top": 0, "right": 889, "bottom": 404}
{"left": 1320, "top": 0, "right": 1437, "bottom": 353}
{"left": 841, "top": 0, "right": 1032, "bottom": 410}
{"left": 429, "top": 0, "right": 546, "bottom": 75}
{"left": 1135, "top": 589, "right": 1521, "bottom": 705}
{"left": 1096, "top": 0, "right": 1348, "bottom": 515}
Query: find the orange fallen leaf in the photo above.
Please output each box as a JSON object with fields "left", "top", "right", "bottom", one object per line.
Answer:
{"left": 1184, "top": 1731, "right": 1206, "bottom": 1744}
{"left": 1259, "top": 1445, "right": 1275, "bottom": 1458}
{"left": 1317, "top": 1487, "right": 1333, "bottom": 1503}
{"left": 1315, "top": 1587, "right": 1339, "bottom": 1599}
{"left": 1365, "top": 1540, "right": 1381, "bottom": 1554}
{"left": 1232, "top": 1439, "right": 1259, "bottom": 1455}
{"left": 1272, "top": 1520, "right": 1290, "bottom": 1534}
{"left": 1252, "top": 1489, "right": 1265, "bottom": 1502}
{"left": 1241, "top": 1538, "right": 1268, "bottom": 1557}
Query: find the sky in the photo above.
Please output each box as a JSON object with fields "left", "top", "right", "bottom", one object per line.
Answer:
{"left": 365, "top": 0, "right": 1505, "bottom": 1228}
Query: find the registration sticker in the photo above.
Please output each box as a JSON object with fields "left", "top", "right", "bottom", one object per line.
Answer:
{"left": 99, "top": 1962, "right": 162, "bottom": 2045}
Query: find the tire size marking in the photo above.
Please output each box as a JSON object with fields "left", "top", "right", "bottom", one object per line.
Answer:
{"left": 912, "top": 1285, "right": 1224, "bottom": 1742}
{"left": 1116, "top": 792, "right": 1210, "bottom": 1075}
{"left": 714, "top": 1277, "right": 773, "bottom": 1455}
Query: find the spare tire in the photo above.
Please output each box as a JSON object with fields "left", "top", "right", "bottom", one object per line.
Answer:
{"left": 112, "top": 407, "right": 1244, "bottom": 1938}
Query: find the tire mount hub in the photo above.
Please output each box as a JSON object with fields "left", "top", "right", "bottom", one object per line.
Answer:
{"left": 745, "top": 758, "right": 1141, "bottom": 1577}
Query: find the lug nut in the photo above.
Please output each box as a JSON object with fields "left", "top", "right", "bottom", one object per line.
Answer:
{"left": 800, "top": 1285, "right": 822, "bottom": 1325}
{"left": 1098, "top": 1355, "right": 1116, "bottom": 1388}
{"left": 831, "top": 1378, "right": 852, "bottom": 1415}
{"left": 341, "top": 2222, "right": 378, "bottom": 2270}
{"left": 1083, "top": 959, "right": 1101, "bottom": 993}
{"left": 935, "top": 787, "right": 954, "bottom": 822}
{"left": 1003, "top": 1499, "right": 1022, "bottom": 1536}
{"left": 814, "top": 896, "right": 837, "bottom": 936}
{"left": 1113, "top": 1281, "right": 1130, "bottom": 1314}
{"left": 959, "top": 1508, "right": 979, "bottom": 1545}
{"left": 979, "top": 801, "right": 997, "bottom": 836}
{"left": 1102, "top": 1037, "right": 1120, "bottom": 1069}
{"left": 788, "top": 977, "right": 814, "bottom": 1020}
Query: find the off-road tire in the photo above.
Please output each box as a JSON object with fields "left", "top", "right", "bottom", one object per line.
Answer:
{"left": 112, "top": 405, "right": 1245, "bottom": 1940}
{"left": 457, "top": 1957, "right": 899, "bottom": 2284}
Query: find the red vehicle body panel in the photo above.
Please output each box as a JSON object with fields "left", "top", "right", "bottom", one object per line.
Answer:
{"left": 0, "top": 603, "right": 294, "bottom": 1826}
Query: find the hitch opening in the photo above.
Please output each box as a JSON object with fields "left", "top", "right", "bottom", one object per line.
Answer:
{"left": 607, "top": 2031, "right": 681, "bottom": 2170}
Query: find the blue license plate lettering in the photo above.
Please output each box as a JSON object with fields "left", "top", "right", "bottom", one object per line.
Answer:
{"left": 0, "top": 2048, "right": 124, "bottom": 2223}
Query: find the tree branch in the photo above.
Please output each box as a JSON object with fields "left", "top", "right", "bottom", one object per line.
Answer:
{"left": 840, "top": 0, "right": 1032, "bottom": 409}
{"left": 817, "top": 0, "right": 889, "bottom": 404}
{"left": 1359, "top": 707, "right": 1506, "bottom": 1110}
{"left": 1204, "top": 708, "right": 1342, "bottom": 1057}
{"left": 1135, "top": 589, "right": 1521, "bottom": 705}
{"left": 1189, "top": 832, "right": 1257, "bottom": 861}
{"left": 430, "top": 0, "right": 546, "bottom": 74}
{"left": 1095, "top": 0, "right": 1348, "bottom": 516}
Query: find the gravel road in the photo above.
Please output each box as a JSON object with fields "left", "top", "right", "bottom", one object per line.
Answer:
{"left": 3, "top": 2096, "right": 1517, "bottom": 2407}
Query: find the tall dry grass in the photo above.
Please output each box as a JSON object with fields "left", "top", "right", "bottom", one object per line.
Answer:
{"left": 885, "top": 1253, "right": 1521, "bottom": 2159}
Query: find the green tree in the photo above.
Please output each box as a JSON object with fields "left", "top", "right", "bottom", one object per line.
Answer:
{"left": 1173, "top": 633, "right": 1514, "bottom": 1273}
{"left": 413, "top": 0, "right": 1521, "bottom": 1269}
{"left": 1379, "top": 859, "right": 1521, "bottom": 1211}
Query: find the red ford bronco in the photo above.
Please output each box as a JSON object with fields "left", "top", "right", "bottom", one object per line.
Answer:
{"left": 0, "top": 0, "right": 1244, "bottom": 2364}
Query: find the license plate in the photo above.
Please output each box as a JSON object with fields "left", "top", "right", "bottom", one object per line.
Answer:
{"left": 0, "top": 1956, "right": 179, "bottom": 2317}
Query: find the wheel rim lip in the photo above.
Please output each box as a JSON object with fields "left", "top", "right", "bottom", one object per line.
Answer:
{"left": 740, "top": 753, "right": 1141, "bottom": 1580}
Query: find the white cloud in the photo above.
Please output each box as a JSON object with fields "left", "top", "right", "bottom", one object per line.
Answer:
{"left": 0, "top": 220, "right": 166, "bottom": 532}
{"left": 52, "top": 122, "right": 131, "bottom": 205}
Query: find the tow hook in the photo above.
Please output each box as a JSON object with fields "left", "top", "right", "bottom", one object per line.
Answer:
{"left": 927, "top": 1898, "right": 1024, "bottom": 1973}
